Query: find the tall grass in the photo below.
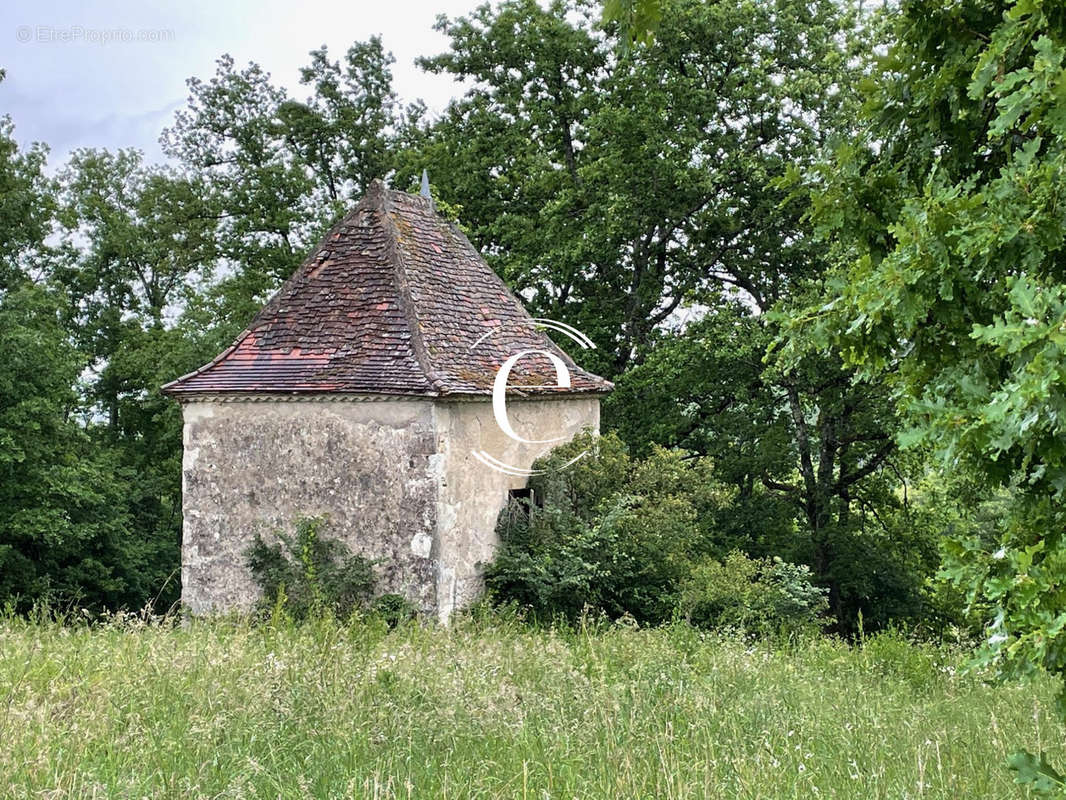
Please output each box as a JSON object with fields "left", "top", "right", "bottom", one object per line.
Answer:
{"left": 0, "top": 609, "right": 1060, "bottom": 799}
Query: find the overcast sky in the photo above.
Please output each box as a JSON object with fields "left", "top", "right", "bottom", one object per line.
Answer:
{"left": 1, "top": 0, "right": 490, "bottom": 168}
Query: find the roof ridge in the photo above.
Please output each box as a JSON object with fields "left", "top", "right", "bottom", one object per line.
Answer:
{"left": 377, "top": 186, "right": 448, "bottom": 395}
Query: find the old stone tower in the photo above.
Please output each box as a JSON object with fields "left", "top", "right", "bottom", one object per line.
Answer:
{"left": 162, "top": 180, "right": 610, "bottom": 621}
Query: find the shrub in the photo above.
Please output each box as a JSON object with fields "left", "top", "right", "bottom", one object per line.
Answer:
{"left": 486, "top": 434, "right": 833, "bottom": 635}
{"left": 246, "top": 516, "right": 376, "bottom": 620}
{"left": 859, "top": 627, "right": 944, "bottom": 692}
{"left": 486, "top": 432, "right": 733, "bottom": 624}
{"left": 371, "top": 593, "right": 417, "bottom": 627}
{"left": 677, "top": 550, "right": 828, "bottom": 637}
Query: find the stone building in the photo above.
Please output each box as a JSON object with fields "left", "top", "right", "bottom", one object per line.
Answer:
{"left": 162, "top": 180, "right": 611, "bottom": 621}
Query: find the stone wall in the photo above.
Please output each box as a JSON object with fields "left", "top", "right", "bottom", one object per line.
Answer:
{"left": 179, "top": 398, "right": 439, "bottom": 615}
{"left": 433, "top": 396, "right": 600, "bottom": 622}
{"left": 179, "top": 394, "right": 600, "bottom": 621}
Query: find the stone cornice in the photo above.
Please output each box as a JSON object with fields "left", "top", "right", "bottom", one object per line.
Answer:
{"left": 176, "top": 391, "right": 605, "bottom": 404}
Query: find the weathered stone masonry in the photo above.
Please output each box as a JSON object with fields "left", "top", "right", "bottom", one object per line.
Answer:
{"left": 178, "top": 397, "right": 439, "bottom": 615}
{"left": 165, "top": 181, "right": 610, "bottom": 621}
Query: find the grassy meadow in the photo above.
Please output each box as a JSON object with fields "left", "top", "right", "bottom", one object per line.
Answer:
{"left": 0, "top": 611, "right": 1061, "bottom": 799}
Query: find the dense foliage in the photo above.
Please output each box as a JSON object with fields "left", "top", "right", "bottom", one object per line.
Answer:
{"left": 677, "top": 551, "right": 828, "bottom": 636}
{"left": 773, "top": 0, "right": 1066, "bottom": 787}
{"left": 605, "top": 305, "right": 949, "bottom": 632}
{"left": 246, "top": 516, "right": 377, "bottom": 620}
{"left": 7, "top": 0, "right": 1066, "bottom": 784}
{"left": 486, "top": 431, "right": 828, "bottom": 636}
{"left": 0, "top": 283, "right": 144, "bottom": 610}
{"left": 416, "top": 0, "right": 857, "bottom": 373}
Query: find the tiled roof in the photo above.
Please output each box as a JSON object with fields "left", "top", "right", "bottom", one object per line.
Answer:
{"left": 162, "top": 180, "right": 612, "bottom": 398}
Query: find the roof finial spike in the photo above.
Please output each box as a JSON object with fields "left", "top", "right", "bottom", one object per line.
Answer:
{"left": 420, "top": 169, "right": 432, "bottom": 200}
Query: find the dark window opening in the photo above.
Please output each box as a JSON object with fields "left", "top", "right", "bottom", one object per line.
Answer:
{"left": 507, "top": 487, "right": 537, "bottom": 514}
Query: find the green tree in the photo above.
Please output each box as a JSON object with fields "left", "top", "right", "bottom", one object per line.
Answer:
{"left": 607, "top": 304, "right": 936, "bottom": 630}
{"left": 415, "top": 0, "right": 856, "bottom": 373}
{"left": 782, "top": 0, "right": 1066, "bottom": 781}
{"left": 0, "top": 282, "right": 147, "bottom": 610}
{"left": 0, "top": 109, "right": 149, "bottom": 610}
{"left": 47, "top": 149, "right": 222, "bottom": 609}
{"left": 278, "top": 38, "right": 401, "bottom": 207}
{"left": 56, "top": 148, "right": 216, "bottom": 428}
{"left": 162, "top": 43, "right": 412, "bottom": 330}
{"left": 0, "top": 71, "right": 54, "bottom": 289}
{"left": 162, "top": 55, "right": 320, "bottom": 328}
